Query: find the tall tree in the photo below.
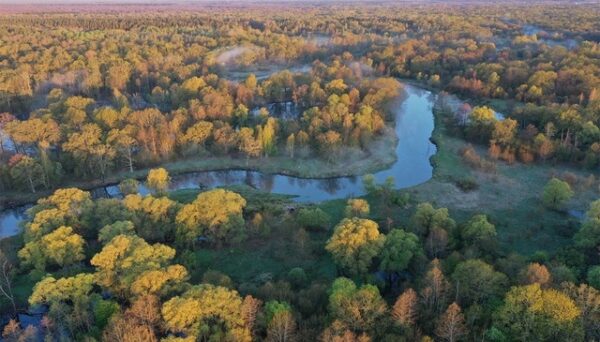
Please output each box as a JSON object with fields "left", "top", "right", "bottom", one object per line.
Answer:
{"left": 435, "top": 303, "right": 467, "bottom": 342}
{"left": 326, "top": 218, "right": 384, "bottom": 276}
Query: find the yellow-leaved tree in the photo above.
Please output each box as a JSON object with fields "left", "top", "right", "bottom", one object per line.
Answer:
{"left": 162, "top": 284, "right": 252, "bottom": 342}
{"left": 176, "top": 189, "right": 246, "bottom": 246}
{"left": 325, "top": 218, "right": 384, "bottom": 276}
{"left": 90, "top": 234, "right": 186, "bottom": 298}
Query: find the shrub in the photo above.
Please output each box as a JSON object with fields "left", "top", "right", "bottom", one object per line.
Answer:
{"left": 296, "top": 208, "right": 330, "bottom": 231}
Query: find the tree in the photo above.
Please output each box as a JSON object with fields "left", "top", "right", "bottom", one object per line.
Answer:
{"left": 2, "top": 319, "right": 37, "bottom": 342}
{"left": 267, "top": 310, "right": 297, "bottom": 342}
{"left": 64, "top": 123, "right": 116, "bottom": 180}
{"left": 296, "top": 208, "right": 330, "bottom": 231}
{"left": 29, "top": 273, "right": 95, "bottom": 334}
{"left": 176, "top": 189, "right": 246, "bottom": 246}
{"left": 107, "top": 128, "right": 137, "bottom": 173}
{"left": 239, "top": 127, "right": 262, "bottom": 162}
{"left": 326, "top": 218, "right": 384, "bottom": 276}
{"left": 40, "top": 226, "right": 85, "bottom": 267}
{"left": 0, "top": 251, "right": 16, "bottom": 316}
{"left": 492, "top": 118, "right": 517, "bottom": 145}
{"left": 493, "top": 284, "right": 583, "bottom": 341}
{"left": 122, "top": 194, "right": 178, "bottom": 242}
{"left": 0, "top": 112, "right": 15, "bottom": 154}
{"left": 522, "top": 263, "right": 551, "bottom": 286}
{"left": 467, "top": 106, "right": 497, "bottom": 142}
{"left": 588, "top": 266, "right": 600, "bottom": 290}
{"left": 392, "top": 288, "right": 418, "bottom": 327}
{"left": 461, "top": 214, "right": 497, "bottom": 253}
{"left": 379, "top": 229, "right": 423, "bottom": 275}
{"left": 328, "top": 277, "right": 387, "bottom": 335}
{"left": 561, "top": 282, "right": 600, "bottom": 341}
{"left": 542, "top": 178, "right": 574, "bottom": 210}
{"left": 574, "top": 199, "right": 600, "bottom": 251}
{"left": 435, "top": 303, "right": 467, "bottom": 342}
{"left": 8, "top": 154, "right": 44, "bottom": 193}
{"left": 286, "top": 133, "right": 295, "bottom": 158}
{"left": 241, "top": 295, "right": 262, "bottom": 338}
{"left": 103, "top": 294, "right": 161, "bottom": 341}
{"left": 90, "top": 234, "right": 179, "bottom": 297}
{"left": 98, "top": 220, "right": 136, "bottom": 244}
{"left": 146, "top": 168, "right": 170, "bottom": 195}
{"left": 452, "top": 259, "right": 507, "bottom": 306}
{"left": 162, "top": 284, "right": 251, "bottom": 341}
{"left": 5, "top": 118, "right": 60, "bottom": 183}
{"left": 421, "top": 259, "right": 450, "bottom": 317}
{"left": 119, "top": 178, "right": 140, "bottom": 195}
{"left": 344, "top": 199, "right": 370, "bottom": 218}
{"left": 182, "top": 121, "right": 213, "bottom": 147}
{"left": 411, "top": 202, "right": 456, "bottom": 237}
{"left": 130, "top": 264, "right": 189, "bottom": 297}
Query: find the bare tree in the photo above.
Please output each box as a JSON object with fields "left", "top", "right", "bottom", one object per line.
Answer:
{"left": 0, "top": 251, "right": 16, "bottom": 316}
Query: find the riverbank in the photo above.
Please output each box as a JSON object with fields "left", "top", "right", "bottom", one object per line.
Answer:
{"left": 0, "top": 126, "right": 398, "bottom": 209}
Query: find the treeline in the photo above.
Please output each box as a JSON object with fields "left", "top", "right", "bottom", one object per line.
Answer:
{"left": 1, "top": 172, "right": 598, "bottom": 341}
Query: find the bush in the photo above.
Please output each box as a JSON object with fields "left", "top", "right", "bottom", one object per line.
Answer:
{"left": 202, "top": 270, "right": 234, "bottom": 288}
{"left": 118, "top": 178, "right": 139, "bottom": 195}
{"left": 287, "top": 267, "right": 308, "bottom": 288}
{"left": 296, "top": 208, "right": 330, "bottom": 231}
{"left": 455, "top": 177, "right": 479, "bottom": 192}
{"left": 587, "top": 266, "right": 600, "bottom": 290}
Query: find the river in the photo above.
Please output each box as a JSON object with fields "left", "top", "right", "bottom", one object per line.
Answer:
{"left": 0, "top": 82, "right": 443, "bottom": 238}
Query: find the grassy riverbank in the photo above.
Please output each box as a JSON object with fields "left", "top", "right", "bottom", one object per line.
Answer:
{"left": 0, "top": 127, "right": 398, "bottom": 209}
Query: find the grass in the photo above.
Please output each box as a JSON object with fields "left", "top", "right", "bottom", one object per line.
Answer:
{"left": 170, "top": 184, "right": 337, "bottom": 286}
{"left": 407, "top": 108, "right": 596, "bottom": 255}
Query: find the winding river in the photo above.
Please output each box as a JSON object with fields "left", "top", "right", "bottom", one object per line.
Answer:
{"left": 0, "top": 82, "right": 443, "bottom": 238}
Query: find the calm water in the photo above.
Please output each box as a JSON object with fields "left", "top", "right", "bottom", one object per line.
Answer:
{"left": 0, "top": 83, "right": 438, "bottom": 238}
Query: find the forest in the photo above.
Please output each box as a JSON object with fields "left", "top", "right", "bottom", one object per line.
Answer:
{"left": 0, "top": 1, "right": 599, "bottom": 342}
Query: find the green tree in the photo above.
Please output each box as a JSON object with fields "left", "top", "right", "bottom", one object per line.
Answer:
{"left": 326, "top": 218, "right": 384, "bottom": 276}
{"left": 461, "top": 214, "right": 497, "bottom": 253}
{"left": 327, "top": 277, "right": 387, "bottom": 335}
{"left": 8, "top": 155, "right": 44, "bottom": 193}
{"left": 542, "top": 178, "right": 574, "bottom": 210}
{"left": 452, "top": 259, "right": 507, "bottom": 306}
{"left": 119, "top": 178, "right": 140, "bottom": 195}
{"left": 587, "top": 266, "right": 600, "bottom": 290}
{"left": 98, "top": 220, "right": 136, "bottom": 244}
{"left": 379, "top": 229, "right": 423, "bottom": 274}
{"left": 574, "top": 199, "right": 600, "bottom": 251}
{"left": 411, "top": 202, "right": 456, "bottom": 237}
{"left": 296, "top": 208, "right": 330, "bottom": 231}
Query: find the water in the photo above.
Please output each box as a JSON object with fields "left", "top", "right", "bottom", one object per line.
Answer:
{"left": 0, "top": 83, "right": 447, "bottom": 238}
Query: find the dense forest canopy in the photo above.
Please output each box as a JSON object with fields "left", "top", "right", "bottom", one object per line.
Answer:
{"left": 0, "top": 2, "right": 599, "bottom": 342}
